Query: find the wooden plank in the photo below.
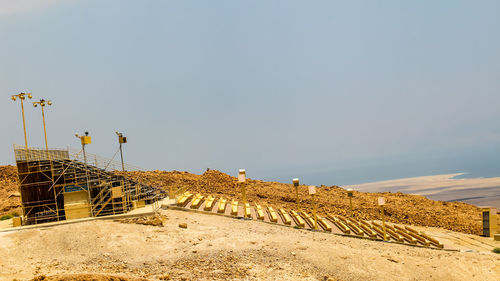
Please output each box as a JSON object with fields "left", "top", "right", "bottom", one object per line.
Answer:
{"left": 355, "top": 219, "right": 377, "bottom": 239}
{"left": 177, "top": 192, "right": 193, "bottom": 206}
{"left": 279, "top": 208, "right": 292, "bottom": 225}
{"left": 190, "top": 194, "right": 204, "bottom": 209}
{"left": 244, "top": 203, "right": 251, "bottom": 218}
{"left": 231, "top": 200, "right": 239, "bottom": 216}
{"left": 317, "top": 216, "right": 332, "bottom": 231}
{"left": 372, "top": 222, "right": 403, "bottom": 242}
{"left": 255, "top": 204, "right": 265, "bottom": 220}
{"left": 300, "top": 211, "right": 316, "bottom": 228}
{"left": 204, "top": 196, "right": 215, "bottom": 211}
{"left": 326, "top": 214, "right": 350, "bottom": 234}
{"left": 420, "top": 232, "right": 444, "bottom": 248}
{"left": 290, "top": 210, "right": 305, "bottom": 227}
{"left": 217, "top": 198, "right": 227, "bottom": 213}
{"left": 395, "top": 229, "right": 418, "bottom": 245}
{"left": 267, "top": 206, "right": 278, "bottom": 223}
{"left": 345, "top": 220, "right": 364, "bottom": 236}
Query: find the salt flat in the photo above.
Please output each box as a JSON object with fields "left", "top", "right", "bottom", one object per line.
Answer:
{"left": 346, "top": 174, "right": 500, "bottom": 208}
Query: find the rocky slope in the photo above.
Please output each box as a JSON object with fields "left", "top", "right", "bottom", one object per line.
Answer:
{"left": 0, "top": 165, "right": 490, "bottom": 234}
{"left": 119, "top": 169, "right": 486, "bottom": 235}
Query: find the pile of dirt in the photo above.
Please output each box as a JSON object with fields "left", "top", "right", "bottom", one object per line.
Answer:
{"left": 120, "top": 169, "right": 487, "bottom": 235}
{"left": 0, "top": 165, "right": 21, "bottom": 216}
{"left": 115, "top": 214, "right": 168, "bottom": 227}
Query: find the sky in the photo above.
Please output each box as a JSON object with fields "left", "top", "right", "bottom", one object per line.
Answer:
{"left": 1, "top": 0, "right": 499, "bottom": 187}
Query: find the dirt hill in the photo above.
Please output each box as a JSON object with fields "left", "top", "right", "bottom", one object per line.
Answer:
{"left": 0, "top": 165, "right": 21, "bottom": 216}
{"left": 0, "top": 165, "right": 489, "bottom": 235}
{"left": 119, "top": 169, "right": 487, "bottom": 235}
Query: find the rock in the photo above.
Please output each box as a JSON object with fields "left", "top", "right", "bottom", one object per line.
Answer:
{"left": 8, "top": 192, "right": 20, "bottom": 198}
{"left": 179, "top": 223, "right": 188, "bottom": 229}
{"left": 159, "top": 274, "right": 170, "bottom": 280}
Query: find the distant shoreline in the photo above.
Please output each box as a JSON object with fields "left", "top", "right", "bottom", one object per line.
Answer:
{"left": 347, "top": 173, "right": 500, "bottom": 209}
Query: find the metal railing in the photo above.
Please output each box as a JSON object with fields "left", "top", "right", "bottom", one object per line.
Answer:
{"left": 14, "top": 145, "right": 146, "bottom": 172}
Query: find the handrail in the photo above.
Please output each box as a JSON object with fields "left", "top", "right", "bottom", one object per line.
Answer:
{"left": 14, "top": 144, "right": 145, "bottom": 172}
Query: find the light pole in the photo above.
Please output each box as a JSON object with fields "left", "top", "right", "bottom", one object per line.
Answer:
{"left": 75, "top": 132, "right": 91, "bottom": 164}
{"left": 308, "top": 185, "right": 318, "bottom": 230}
{"left": 32, "top": 99, "right": 52, "bottom": 151}
{"left": 293, "top": 178, "right": 300, "bottom": 209}
{"left": 238, "top": 169, "right": 249, "bottom": 218}
{"left": 378, "top": 197, "right": 388, "bottom": 240}
{"left": 11, "top": 93, "right": 33, "bottom": 154}
{"left": 115, "top": 132, "right": 127, "bottom": 171}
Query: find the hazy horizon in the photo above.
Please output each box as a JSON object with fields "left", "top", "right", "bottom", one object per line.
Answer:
{"left": 1, "top": 1, "right": 499, "bottom": 188}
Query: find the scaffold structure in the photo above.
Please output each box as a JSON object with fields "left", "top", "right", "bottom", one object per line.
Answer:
{"left": 13, "top": 144, "right": 166, "bottom": 225}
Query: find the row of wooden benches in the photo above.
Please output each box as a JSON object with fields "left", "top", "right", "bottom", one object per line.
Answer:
{"left": 175, "top": 192, "right": 443, "bottom": 249}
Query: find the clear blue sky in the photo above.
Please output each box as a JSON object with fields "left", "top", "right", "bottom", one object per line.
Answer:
{"left": 1, "top": 0, "right": 499, "bottom": 186}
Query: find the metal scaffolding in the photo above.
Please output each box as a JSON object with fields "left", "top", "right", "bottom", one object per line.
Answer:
{"left": 13, "top": 145, "right": 166, "bottom": 225}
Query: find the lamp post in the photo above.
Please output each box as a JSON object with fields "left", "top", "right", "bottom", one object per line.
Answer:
{"left": 11, "top": 93, "right": 33, "bottom": 154}
{"left": 293, "top": 178, "right": 300, "bottom": 209}
{"left": 115, "top": 132, "right": 127, "bottom": 172}
{"left": 32, "top": 99, "right": 52, "bottom": 151}
{"left": 75, "top": 132, "right": 91, "bottom": 164}
{"left": 308, "top": 185, "right": 318, "bottom": 230}
{"left": 238, "top": 169, "right": 249, "bottom": 218}
{"left": 378, "top": 197, "right": 388, "bottom": 240}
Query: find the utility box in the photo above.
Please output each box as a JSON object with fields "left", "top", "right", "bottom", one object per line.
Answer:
{"left": 64, "top": 190, "right": 91, "bottom": 220}
{"left": 12, "top": 217, "right": 22, "bottom": 227}
{"left": 134, "top": 200, "right": 145, "bottom": 208}
{"left": 81, "top": 136, "right": 91, "bottom": 145}
{"left": 482, "top": 207, "right": 498, "bottom": 237}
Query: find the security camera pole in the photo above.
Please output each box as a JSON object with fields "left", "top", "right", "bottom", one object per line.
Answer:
{"left": 309, "top": 185, "right": 318, "bottom": 230}
{"left": 11, "top": 93, "right": 33, "bottom": 158}
{"left": 238, "top": 169, "right": 248, "bottom": 218}
{"left": 293, "top": 178, "right": 300, "bottom": 209}
{"left": 75, "top": 132, "right": 91, "bottom": 164}
{"left": 32, "top": 99, "right": 52, "bottom": 151}
{"left": 116, "top": 132, "right": 127, "bottom": 171}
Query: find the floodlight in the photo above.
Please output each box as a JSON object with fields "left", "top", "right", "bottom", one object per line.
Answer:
{"left": 347, "top": 188, "right": 353, "bottom": 197}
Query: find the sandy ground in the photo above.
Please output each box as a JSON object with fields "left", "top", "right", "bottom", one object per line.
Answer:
{"left": 0, "top": 209, "right": 499, "bottom": 281}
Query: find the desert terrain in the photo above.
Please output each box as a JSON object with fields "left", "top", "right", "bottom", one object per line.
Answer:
{"left": 1, "top": 165, "right": 500, "bottom": 281}
{"left": 117, "top": 169, "right": 496, "bottom": 235}
{"left": 0, "top": 209, "right": 499, "bottom": 281}
{"left": 2, "top": 165, "right": 499, "bottom": 235}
